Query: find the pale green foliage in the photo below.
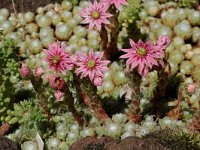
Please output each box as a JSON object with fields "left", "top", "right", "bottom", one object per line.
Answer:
{"left": 0, "top": 34, "right": 20, "bottom": 119}
{"left": 10, "top": 100, "right": 47, "bottom": 125}
{"left": 7, "top": 100, "right": 48, "bottom": 141}
{"left": 178, "top": 0, "right": 196, "bottom": 8}
{"left": 118, "top": 0, "right": 141, "bottom": 23}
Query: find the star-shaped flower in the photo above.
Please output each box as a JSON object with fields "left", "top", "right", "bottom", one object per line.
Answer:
{"left": 43, "top": 42, "right": 73, "bottom": 74}
{"left": 74, "top": 50, "right": 110, "bottom": 86}
{"left": 120, "top": 38, "right": 166, "bottom": 77}
{"left": 80, "top": 1, "right": 112, "bottom": 31}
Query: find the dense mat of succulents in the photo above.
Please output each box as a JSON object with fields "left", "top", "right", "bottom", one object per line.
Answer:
{"left": 0, "top": 0, "right": 200, "bottom": 150}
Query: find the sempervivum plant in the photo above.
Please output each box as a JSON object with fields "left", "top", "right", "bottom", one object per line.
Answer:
{"left": 119, "top": 35, "right": 170, "bottom": 122}
{"left": 1, "top": 0, "right": 200, "bottom": 149}
{"left": 97, "top": 61, "right": 128, "bottom": 99}
{"left": 5, "top": 100, "right": 48, "bottom": 142}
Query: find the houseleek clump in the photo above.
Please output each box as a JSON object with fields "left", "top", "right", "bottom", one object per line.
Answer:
{"left": 6, "top": 100, "right": 48, "bottom": 141}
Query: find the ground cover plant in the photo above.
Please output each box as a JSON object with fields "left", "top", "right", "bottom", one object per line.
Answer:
{"left": 0, "top": 0, "right": 200, "bottom": 149}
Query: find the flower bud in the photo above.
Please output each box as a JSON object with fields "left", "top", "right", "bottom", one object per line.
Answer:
{"left": 187, "top": 83, "right": 196, "bottom": 94}
{"left": 34, "top": 66, "right": 44, "bottom": 77}
{"left": 20, "top": 65, "right": 31, "bottom": 78}
{"left": 157, "top": 35, "right": 170, "bottom": 49}
{"left": 49, "top": 75, "right": 65, "bottom": 90}
{"left": 54, "top": 90, "right": 64, "bottom": 102}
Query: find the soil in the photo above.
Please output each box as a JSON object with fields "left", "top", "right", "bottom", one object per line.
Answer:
{"left": 70, "top": 136, "right": 170, "bottom": 150}
{"left": 0, "top": 136, "right": 20, "bottom": 150}
{"left": 0, "top": 0, "right": 63, "bottom": 13}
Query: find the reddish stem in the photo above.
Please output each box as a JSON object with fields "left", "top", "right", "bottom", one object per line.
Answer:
{"left": 100, "top": 11, "right": 120, "bottom": 61}
{"left": 126, "top": 71, "right": 142, "bottom": 123}
{"left": 0, "top": 122, "right": 10, "bottom": 136}
{"left": 73, "top": 75, "right": 109, "bottom": 122}
{"left": 63, "top": 87, "right": 84, "bottom": 126}
{"left": 31, "top": 77, "right": 51, "bottom": 118}
{"left": 81, "top": 92, "right": 109, "bottom": 122}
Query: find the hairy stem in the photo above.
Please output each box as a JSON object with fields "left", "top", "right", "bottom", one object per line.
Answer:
{"left": 101, "top": 8, "right": 120, "bottom": 61}
{"left": 63, "top": 86, "right": 84, "bottom": 126}
{"left": 127, "top": 71, "right": 142, "bottom": 123}
{"left": 31, "top": 77, "right": 50, "bottom": 118}
{"left": 73, "top": 75, "right": 109, "bottom": 122}
{"left": 0, "top": 122, "right": 10, "bottom": 136}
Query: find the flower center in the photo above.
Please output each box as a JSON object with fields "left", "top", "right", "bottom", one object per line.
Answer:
{"left": 92, "top": 10, "right": 100, "bottom": 19}
{"left": 136, "top": 47, "right": 147, "bottom": 56}
{"left": 53, "top": 55, "right": 61, "bottom": 64}
{"left": 87, "top": 60, "right": 96, "bottom": 68}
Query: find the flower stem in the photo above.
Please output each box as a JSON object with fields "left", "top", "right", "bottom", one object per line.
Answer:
{"left": 63, "top": 86, "right": 84, "bottom": 126}
{"left": 127, "top": 71, "right": 142, "bottom": 123}
{"left": 73, "top": 75, "right": 109, "bottom": 122}
{"left": 0, "top": 122, "right": 10, "bottom": 136}
{"left": 101, "top": 10, "right": 120, "bottom": 61}
{"left": 151, "top": 69, "right": 169, "bottom": 117}
{"left": 31, "top": 77, "right": 50, "bottom": 118}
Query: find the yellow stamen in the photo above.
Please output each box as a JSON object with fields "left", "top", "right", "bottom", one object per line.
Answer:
{"left": 92, "top": 10, "right": 100, "bottom": 19}
{"left": 53, "top": 55, "right": 61, "bottom": 64}
{"left": 87, "top": 60, "right": 96, "bottom": 68}
{"left": 136, "top": 47, "right": 147, "bottom": 56}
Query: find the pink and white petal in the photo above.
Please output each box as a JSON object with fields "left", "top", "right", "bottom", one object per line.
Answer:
{"left": 142, "top": 67, "right": 149, "bottom": 78}
{"left": 129, "top": 39, "right": 136, "bottom": 47}
{"left": 95, "top": 21, "right": 102, "bottom": 31}
{"left": 130, "top": 60, "right": 139, "bottom": 70}
{"left": 95, "top": 69, "right": 103, "bottom": 76}
{"left": 93, "top": 76, "right": 103, "bottom": 86}
{"left": 89, "top": 69, "right": 95, "bottom": 81}
{"left": 89, "top": 21, "right": 95, "bottom": 30}
{"left": 89, "top": 50, "right": 95, "bottom": 58}
{"left": 82, "top": 18, "right": 92, "bottom": 24}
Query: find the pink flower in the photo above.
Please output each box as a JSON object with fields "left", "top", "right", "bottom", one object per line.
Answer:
{"left": 187, "top": 83, "right": 196, "bottom": 94}
{"left": 80, "top": 1, "right": 112, "bottom": 31}
{"left": 100, "top": 0, "right": 128, "bottom": 10}
{"left": 74, "top": 50, "right": 110, "bottom": 86}
{"left": 54, "top": 90, "right": 64, "bottom": 102}
{"left": 48, "top": 75, "right": 65, "bottom": 90}
{"left": 120, "top": 39, "right": 165, "bottom": 77}
{"left": 34, "top": 66, "right": 44, "bottom": 77}
{"left": 43, "top": 42, "right": 73, "bottom": 74}
{"left": 156, "top": 35, "right": 171, "bottom": 50}
{"left": 20, "top": 65, "right": 31, "bottom": 78}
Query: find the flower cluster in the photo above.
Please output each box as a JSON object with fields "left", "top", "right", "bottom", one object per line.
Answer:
{"left": 120, "top": 35, "right": 170, "bottom": 77}
{"left": 20, "top": 64, "right": 32, "bottom": 78}
{"left": 44, "top": 42, "right": 110, "bottom": 87}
